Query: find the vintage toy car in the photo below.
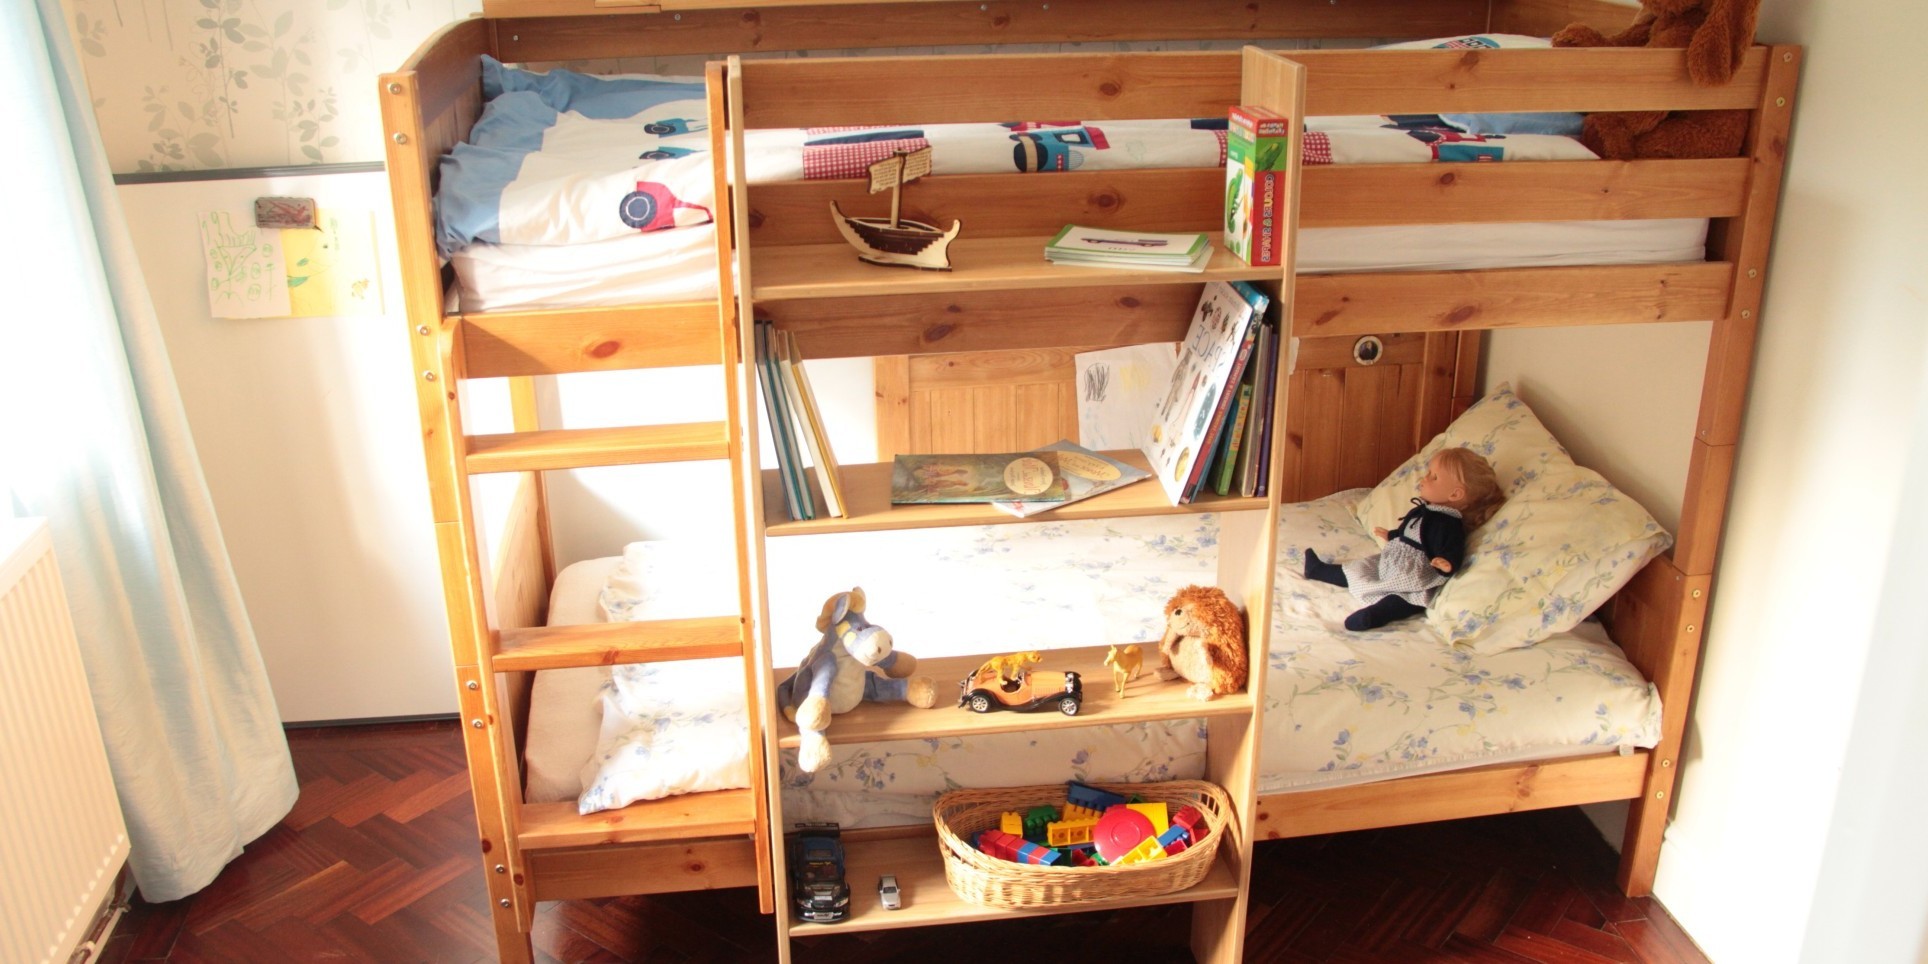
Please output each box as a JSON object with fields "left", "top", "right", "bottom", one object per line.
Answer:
{"left": 878, "top": 874, "right": 902, "bottom": 910}
{"left": 785, "top": 823, "right": 851, "bottom": 923}
{"left": 957, "top": 663, "right": 1083, "bottom": 715}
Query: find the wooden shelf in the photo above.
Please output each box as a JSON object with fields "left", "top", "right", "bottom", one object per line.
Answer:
{"left": 788, "top": 829, "right": 1240, "bottom": 935}
{"left": 773, "top": 643, "right": 1251, "bottom": 748}
{"left": 495, "top": 616, "right": 744, "bottom": 673}
{"left": 517, "top": 788, "right": 757, "bottom": 851}
{"left": 465, "top": 422, "right": 729, "bottom": 475}
{"left": 750, "top": 233, "right": 1279, "bottom": 302}
{"left": 762, "top": 450, "right": 1265, "bottom": 536}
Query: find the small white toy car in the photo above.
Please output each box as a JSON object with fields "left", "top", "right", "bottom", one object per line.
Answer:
{"left": 878, "top": 875, "right": 902, "bottom": 910}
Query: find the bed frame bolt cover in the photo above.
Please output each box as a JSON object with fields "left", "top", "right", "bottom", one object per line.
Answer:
{"left": 393, "top": 132, "right": 408, "bottom": 145}
{"left": 1776, "top": 97, "right": 1786, "bottom": 107}
{"left": 1656, "top": 790, "right": 1667, "bottom": 799}
{"left": 387, "top": 82, "right": 402, "bottom": 94}
{"left": 471, "top": 718, "right": 484, "bottom": 728}
{"left": 1740, "top": 310, "right": 1751, "bottom": 319}
{"left": 1692, "top": 589, "right": 1703, "bottom": 598}
{"left": 424, "top": 371, "right": 437, "bottom": 381}
{"left": 495, "top": 864, "right": 507, "bottom": 873}
{"left": 418, "top": 325, "right": 432, "bottom": 336}
{"left": 1747, "top": 269, "right": 1758, "bottom": 279}
{"left": 1662, "top": 759, "right": 1672, "bottom": 768}
{"left": 467, "top": 680, "right": 479, "bottom": 690}
{"left": 499, "top": 898, "right": 511, "bottom": 908}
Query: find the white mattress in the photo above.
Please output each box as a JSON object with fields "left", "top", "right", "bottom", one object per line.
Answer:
{"left": 524, "top": 498, "right": 1661, "bottom": 822}
{"left": 455, "top": 217, "right": 1708, "bottom": 313}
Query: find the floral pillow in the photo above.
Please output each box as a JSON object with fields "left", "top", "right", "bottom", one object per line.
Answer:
{"left": 1354, "top": 384, "right": 1672, "bottom": 654}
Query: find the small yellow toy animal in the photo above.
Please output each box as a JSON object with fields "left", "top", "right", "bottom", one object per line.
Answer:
{"left": 1103, "top": 644, "right": 1143, "bottom": 696}
{"left": 1156, "top": 586, "right": 1248, "bottom": 701}
{"left": 979, "top": 650, "right": 1043, "bottom": 683}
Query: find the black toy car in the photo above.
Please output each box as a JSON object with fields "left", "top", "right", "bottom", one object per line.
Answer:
{"left": 785, "top": 823, "right": 851, "bottom": 923}
{"left": 957, "top": 664, "right": 1083, "bottom": 716}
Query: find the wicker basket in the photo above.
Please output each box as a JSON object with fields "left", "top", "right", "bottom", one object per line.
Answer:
{"left": 932, "top": 780, "right": 1232, "bottom": 909}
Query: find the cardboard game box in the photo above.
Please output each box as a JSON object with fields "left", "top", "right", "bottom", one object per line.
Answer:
{"left": 1224, "top": 106, "right": 1292, "bottom": 267}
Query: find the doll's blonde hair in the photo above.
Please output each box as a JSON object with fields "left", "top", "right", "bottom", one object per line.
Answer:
{"left": 1433, "top": 446, "right": 1503, "bottom": 529}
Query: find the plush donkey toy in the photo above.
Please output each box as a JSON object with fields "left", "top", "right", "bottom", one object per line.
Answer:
{"left": 1552, "top": 0, "right": 1763, "bottom": 159}
{"left": 777, "top": 588, "right": 936, "bottom": 773}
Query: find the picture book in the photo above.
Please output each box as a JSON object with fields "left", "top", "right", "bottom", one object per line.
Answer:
{"left": 1234, "top": 320, "right": 1275, "bottom": 498}
{"left": 890, "top": 452, "right": 1072, "bottom": 505}
{"left": 1251, "top": 326, "right": 1289, "bottom": 499}
{"left": 1045, "top": 226, "right": 1212, "bottom": 272}
{"left": 1143, "top": 280, "right": 1270, "bottom": 505}
{"left": 777, "top": 328, "right": 846, "bottom": 518}
{"left": 1073, "top": 342, "right": 1179, "bottom": 452}
{"left": 990, "top": 441, "right": 1153, "bottom": 518}
{"left": 1211, "top": 382, "right": 1254, "bottom": 497}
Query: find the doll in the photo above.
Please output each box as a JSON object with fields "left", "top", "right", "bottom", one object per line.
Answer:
{"left": 1303, "top": 447, "right": 1502, "bottom": 631}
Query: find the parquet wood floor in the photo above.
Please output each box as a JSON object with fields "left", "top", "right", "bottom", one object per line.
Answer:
{"left": 98, "top": 721, "right": 1709, "bottom": 963}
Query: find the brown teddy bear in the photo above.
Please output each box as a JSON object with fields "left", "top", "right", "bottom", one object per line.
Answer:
{"left": 1552, "top": 0, "right": 1761, "bottom": 160}
{"left": 1155, "top": 586, "right": 1248, "bottom": 701}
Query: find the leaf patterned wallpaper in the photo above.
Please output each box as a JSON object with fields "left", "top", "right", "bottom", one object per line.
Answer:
{"left": 65, "top": 0, "right": 481, "bottom": 174}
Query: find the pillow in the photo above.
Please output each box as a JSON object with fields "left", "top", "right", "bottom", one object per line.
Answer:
{"left": 1355, "top": 384, "right": 1672, "bottom": 654}
{"left": 1371, "top": 35, "right": 1585, "bottom": 139}
{"left": 480, "top": 55, "right": 703, "bottom": 119}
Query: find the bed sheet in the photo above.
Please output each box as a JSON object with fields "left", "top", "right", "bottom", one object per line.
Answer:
{"left": 525, "top": 503, "right": 1660, "bottom": 826}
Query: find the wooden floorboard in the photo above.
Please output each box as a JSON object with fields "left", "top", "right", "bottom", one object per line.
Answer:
{"left": 98, "top": 720, "right": 1710, "bottom": 963}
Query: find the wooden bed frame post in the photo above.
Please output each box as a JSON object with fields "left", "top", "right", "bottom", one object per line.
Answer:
{"left": 1615, "top": 45, "right": 1802, "bottom": 897}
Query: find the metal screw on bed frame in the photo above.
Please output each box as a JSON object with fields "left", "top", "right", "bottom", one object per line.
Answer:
{"left": 466, "top": 680, "right": 480, "bottom": 690}
{"left": 1661, "top": 759, "right": 1673, "bottom": 768}
{"left": 1776, "top": 97, "right": 1787, "bottom": 107}
{"left": 495, "top": 864, "right": 507, "bottom": 874}
{"left": 471, "top": 718, "right": 485, "bottom": 729}
{"left": 1686, "top": 625, "right": 1697, "bottom": 633}
{"left": 1747, "top": 269, "right": 1758, "bottom": 279}
{"left": 1783, "top": 52, "right": 1793, "bottom": 62}
{"left": 423, "top": 371, "right": 437, "bottom": 381}
{"left": 1740, "top": 310, "right": 1752, "bottom": 319}
{"left": 499, "top": 898, "right": 512, "bottom": 908}
{"left": 418, "top": 325, "right": 432, "bottom": 336}
{"left": 387, "top": 83, "right": 402, "bottom": 94}
{"left": 1655, "top": 790, "right": 1667, "bottom": 799}
{"left": 392, "top": 133, "right": 408, "bottom": 144}
{"left": 1692, "top": 589, "right": 1703, "bottom": 599}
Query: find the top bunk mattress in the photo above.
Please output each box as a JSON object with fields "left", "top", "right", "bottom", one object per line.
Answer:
{"left": 436, "top": 55, "right": 1710, "bottom": 313}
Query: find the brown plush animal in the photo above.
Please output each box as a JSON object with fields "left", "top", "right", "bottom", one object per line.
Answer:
{"left": 1552, "top": 0, "right": 1761, "bottom": 159}
{"left": 1155, "top": 586, "right": 1248, "bottom": 701}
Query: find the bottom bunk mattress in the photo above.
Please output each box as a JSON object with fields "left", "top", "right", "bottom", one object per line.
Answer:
{"left": 451, "top": 218, "right": 1708, "bottom": 313}
{"left": 522, "top": 494, "right": 1661, "bottom": 822}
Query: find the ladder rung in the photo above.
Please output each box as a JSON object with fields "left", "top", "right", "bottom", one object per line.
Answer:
{"left": 495, "top": 617, "right": 744, "bottom": 673}
{"left": 518, "top": 790, "right": 757, "bottom": 850}
{"left": 465, "top": 422, "right": 729, "bottom": 474}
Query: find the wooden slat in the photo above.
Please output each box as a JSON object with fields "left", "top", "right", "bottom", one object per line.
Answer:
{"left": 747, "top": 160, "right": 1746, "bottom": 248}
{"left": 1294, "top": 262, "right": 1733, "bottom": 337}
{"left": 525, "top": 837, "right": 760, "bottom": 902}
{"left": 495, "top": 617, "right": 744, "bottom": 672}
{"left": 735, "top": 47, "right": 1770, "bottom": 128}
{"left": 873, "top": 356, "right": 912, "bottom": 460}
{"left": 488, "top": 0, "right": 1485, "bottom": 61}
{"left": 1251, "top": 752, "right": 1650, "bottom": 840}
{"left": 461, "top": 304, "right": 724, "bottom": 378}
{"left": 518, "top": 790, "right": 757, "bottom": 850}
{"left": 760, "top": 453, "right": 1260, "bottom": 535}
{"left": 390, "top": 19, "right": 492, "bottom": 140}
{"left": 1673, "top": 438, "right": 1736, "bottom": 577}
{"left": 769, "top": 284, "right": 1203, "bottom": 360}
{"left": 464, "top": 422, "right": 728, "bottom": 473}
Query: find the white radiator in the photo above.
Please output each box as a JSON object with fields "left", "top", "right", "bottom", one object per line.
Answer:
{"left": 0, "top": 520, "right": 129, "bottom": 964}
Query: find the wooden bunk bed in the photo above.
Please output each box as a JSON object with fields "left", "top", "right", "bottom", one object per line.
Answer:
{"left": 379, "top": 2, "right": 1797, "bottom": 961}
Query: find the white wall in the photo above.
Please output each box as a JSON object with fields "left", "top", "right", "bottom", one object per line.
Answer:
{"left": 116, "top": 173, "right": 455, "bottom": 723}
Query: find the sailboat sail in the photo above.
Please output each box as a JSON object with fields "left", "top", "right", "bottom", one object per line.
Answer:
{"left": 867, "top": 147, "right": 933, "bottom": 194}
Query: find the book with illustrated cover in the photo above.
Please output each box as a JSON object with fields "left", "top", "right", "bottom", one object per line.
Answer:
{"left": 1211, "top": 382, "right": 1254, "bottom": 497}
{"left": 1045, "top": 225, "right": 1212, "bottom": 272}
{"left": 1143, "top": 280, "right": 1270, "bottom": 505}
{"left": 1250, "top": 324, "right": 1287, "bottom": 499}
{"left": 776, "top": 328, "right": 846, "bottom": 518}
{"left": 890, "top": 452, "right": 1071, "bottom": 505}
{"left": 1234, "top": 320, "right": 1275, "bottom": 498}
{"left": 990, "top": 440, "right": 1153, "bottom": 518}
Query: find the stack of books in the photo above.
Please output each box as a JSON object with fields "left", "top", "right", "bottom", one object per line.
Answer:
{"left": 755, "top": 319, "right": 846, "bottom": 522}
{"left": 1141, "top": 279, "right": 1281, "bottom": 505}
{"left": 888, "top": 440, "right": 1151, "bottom": 518}
{"left": 1044, "top": 226, "right": 1212, "bottom": 273}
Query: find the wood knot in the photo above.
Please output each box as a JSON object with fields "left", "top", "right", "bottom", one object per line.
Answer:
{"left": 685, "top": 860, "right": 708, "bottom": 872}
{"left": 1092, "top": 192, "right": 1118, "bottom": 208}
{"left": 993, "top": 14, "right": 1009, "bottom": 26}
{"left": 747, "top": 210, "right": 765, "bottom": 229}
{"left": 944, "top": 303, "right": 963, "bottom": 314}
{"left": 513, "top": 873, "right": 524, "bottom": 885}
{"left": 1459, "top": 51, "right": 1481, "bottom": 67}
{"left": 925, "top": 323, "right": 956, "bottom": 342}
{"left": 1437, "top": 172, "right": 1456, "bottom": 186}
{"left": 1117, "top": 295, "right": 1141, "bottom": 308}
{"left": 589, "top": 340, "right": 621, "bottom": 359}
{"left": 1444, "top": 305, "right": 1478, "bottom": 325}
{"left": 1099, "top": 81, "right": 1122, "bottom": 97}
{"left": 740, "top": 10, "right": 758, "bottom": 23}
{"left": 1313, "top": 308, "right": 1343, "bottom": 326}
{"left": 480, "top": 839, "right": 493, "bottom": 852}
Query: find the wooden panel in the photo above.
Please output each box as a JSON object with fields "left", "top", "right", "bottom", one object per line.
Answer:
{"left": 495, "top": 616, "right": 745, "bottom": 672}
{"left": 770, "top": 285, "right": 1201, "bottom": 360}
{"left": 747, "top": 160, "right": 1746, "bottom": 247}
{"left": 461, "top": 304, "right": 724, "bottom": 377}
{"left": 1251, "top": 753, "right": 1649, "bottom": 840}
{"left": 1292, "top": 369, "right": 1345, "bottom": 499}
{"left": 525, "top": 837, "right": 760, "bottom": 902}
{"left": 490, "top": 0, "right": 1484, "bottom": 58}
{"left": 1489, "top": 0, "right": 1640, "bottom": 36}
{"left": 1291, "top": 332, "right": 1427, "bottom": 369}
{"left": 465, "top": 422, "right": 729, "bottom": 473}
{"left": 391, "top": 19, "right": 492, "bottom": 142}
{"left": 760, "top": 454, "right": 1262, "bottom": 535}
{"left": 1294, "top": 262, "right": 1733, "bottom": 337}
{"left": 906, "top": 346, "right": 1079, "bottom": 387}
{"left": 735, "top": 47, "right": 1769, "bottom": 128}
{"left": 1673, "top": 438, "right": 1736, "bottom": 577}
{"left": 873, "top": 356, "right": 912, "bottom": 461}
{"left": 518, "top": 790, "right": 757, "bottom": 850}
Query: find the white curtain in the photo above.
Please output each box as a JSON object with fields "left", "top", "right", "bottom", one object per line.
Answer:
{"left": 0, "top": 0, "right": 298, "bottom": 901}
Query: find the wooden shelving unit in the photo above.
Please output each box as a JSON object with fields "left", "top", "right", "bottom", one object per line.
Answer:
{"left": 729, "top": 47, "right": 1308, "bottom": 964}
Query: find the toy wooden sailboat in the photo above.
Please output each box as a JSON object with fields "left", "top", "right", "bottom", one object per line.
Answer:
{"left": 831, "top": 147, "right": 960, "bottom": 271}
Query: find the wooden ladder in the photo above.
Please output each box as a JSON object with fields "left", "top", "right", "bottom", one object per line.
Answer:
{"left": 383, "top": 60, "right": 770, "bottom": 963}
